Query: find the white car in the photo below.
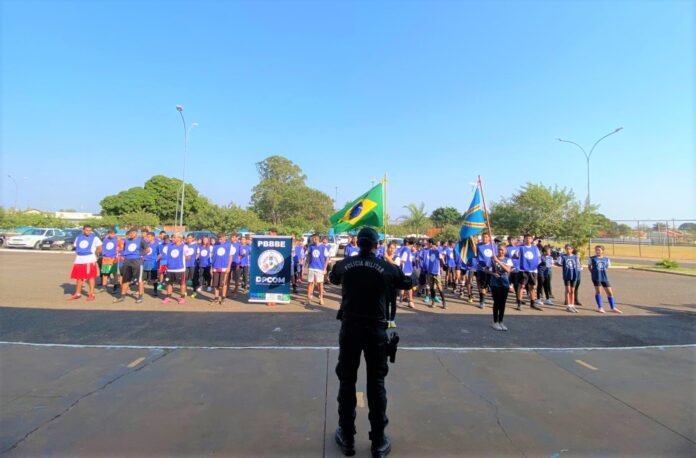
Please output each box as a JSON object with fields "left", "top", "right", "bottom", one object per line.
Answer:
{"left": 5, "top": 228, "right": 60, "bottom": 249}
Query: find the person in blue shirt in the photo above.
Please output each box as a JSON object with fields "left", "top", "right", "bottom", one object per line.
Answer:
{"left": 443, "top": 241, "right": 457, "bottom": 291}
{"left": 144, "top": 232, "right": 160, "bottom": 297}
{"left": 589, "top": 245, "right": 621, "bottom": 314}
{"left": 376, "top": 240, "right": 385, "bottom": 259}
{"left": 162, "top": 233, "right": 190, "bottom": 305}
{"left": 397, "top": 239, "right": 415, "bottom": 308}
{"left": 416, "top": 242, "right": 429, "bottom": 298}
{"left": 514, "top": 234, "right": 543, "bottom": 311}
{"left": 344, "top": 236, "right": 360, "bottom": 257}
{"left": 100, "top": 228, "right": 121, "bottom": 293}
{"left": 537, "top": 247, "right": 554, "bottom": 306}
{"left": 556, "top": 244, "right": 579, "bottom": 313}
{"left": 306, "top": 234, "right": 328, "bottom": 306}
{"left": 184, "top": 233, "right": 199, "bottom": 297}
{"left": 292, "top": 237, "right": 305, "bottom": 293}
{"left": 490, "top": 245, "right": 514, "bottom": 331}
{"left": 211, "top": 233, "right": 233, "bottom": 305}
{"left": 475, "top": 233, "right": 497, "bottom": 309}
{"left": 239, "top": 235, "right": 252, "bottom": 292}
{"left": 505, "top": 236, "right": 521, "bottom": 296}
{"left": 230, "top": 234, "right": 243, "bottom": 295}
{"left": 425, "top": 238, "right": 446, "bottom": 308}
{"left": 197, "top": 236, "right": 213, "bottom": 292}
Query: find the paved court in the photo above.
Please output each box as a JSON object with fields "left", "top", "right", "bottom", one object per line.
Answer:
{"left": 1, "top": 250, "right": 695, "bottom": 456}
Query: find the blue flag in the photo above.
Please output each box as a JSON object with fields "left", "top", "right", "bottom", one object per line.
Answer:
{"left": 459, "top": 188, "right": 486, "bottom": 262}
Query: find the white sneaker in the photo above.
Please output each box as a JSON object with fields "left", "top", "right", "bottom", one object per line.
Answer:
{"left": 499, "top": 323, "right": 508, "bottom": 331}
{"left": 492, "top": 322, "right": 502, "bottom": 330}
{"left": 196, "top": 287, "right": 202, "bottom": 293}
{"left": 545, "top": 299, "right": 553, "bottom": 305}
{"left": 479, "top": 302, "right": 485, "bottom": 309}
{"left": 597, "top": 308, "right": 606, "bottom": 314}
{"left": 534, "top": 299, "right": 544, "bottom": 306}
{"left": 566, "top": 305, "right": 575, "bottom": 313}
{"left": 206, "top": 287, "right": 213, "bottom": 292}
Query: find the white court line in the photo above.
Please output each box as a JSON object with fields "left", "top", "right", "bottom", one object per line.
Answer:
{"left": 1, "top": 341, "right": 694, "bottom": 352}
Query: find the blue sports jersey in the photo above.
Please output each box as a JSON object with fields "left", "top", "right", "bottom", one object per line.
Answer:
{"left": 397, "top": 246, "right": 413, "bottom": 275}
{"left": 159, "top": 243, "right": 170, "bottom": 266}
{"left": 185, "top": 242, "right": 198, "bottom": 268}
{"left": 122, "top": 237, "right": 143, "bottom": 260}
{"left": 518, "top": 244, "right": 541, "bottom": 272}
{"left": 376, "top": 245, "right": 385, "bottom": 258}
{"left": 490, "top": 257, "right": 513, "bottom": 288}
{"left": 230, "top": 241, "right": 242, "bottom": 264}
{"left": 144, "top": 241, "right": 158, "bottom": 263}
{"left": 212, "top": 241, "right": 232, "bottom": 270}
{"left": 538, "top": 255, "right": 553, "bottom": 275}
{"left": 101, "top": 236, "right": 119, "bottom": 258}
{"left": 239, "top": 244, "right": 251, "bottom": 267}
{"left": 345, "top": 245, "right": 360, "bottom": 257}
{"left": 308, "top": 244, "right": 327, "bottom": 270}
{"left": 166, "top": 242, "right": 186, "bottom": 272}
{"left": 419, "top": 248, "right": 430, "bottom": 273}
{"left": 198, "top": 245, "right": 212, "bottom": 268}
{"left": 476, "top": 242, "right": 497, "bottom": 270}
{"left": 445, "top": 247, "right": 456, "bottom": 268}
{"left": 560, "top": 254, "right": 579, "bottom": 282}
{"left": 505, "top": 245, "right": 520, "bottom": 269}
{"left": 427, "top": 248, "right": 441, "bottom": 275}
{"left": 74, "top": 233, "right": 97, "bottom": 257}
{"left": 589, "top": 256, "right": 611, "bottom": 283}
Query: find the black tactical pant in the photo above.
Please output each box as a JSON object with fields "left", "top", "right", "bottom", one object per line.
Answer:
{"left": 336, "top": 321, "right": 389, "bottom": 437}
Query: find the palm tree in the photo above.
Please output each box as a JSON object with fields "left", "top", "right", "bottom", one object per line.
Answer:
{"left": 402, "top": 202, "right": 429, "bottom": 236}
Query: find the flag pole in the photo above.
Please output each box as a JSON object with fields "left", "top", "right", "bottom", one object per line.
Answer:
{"left": 382, "top": 174, "right": 388, "bottom": 241}
{"left": 477, "top": 175, "right": 495, "bottom": 243}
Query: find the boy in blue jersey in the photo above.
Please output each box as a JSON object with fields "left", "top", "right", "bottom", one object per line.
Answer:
{"left": 144, "top": 232, "right": 160, "bottom": 297}
{"left": 425, "top": 239, "right": 446, "bottom": 308}
{"left": 230, "top": 234, "right": 243, "bottom": 295}
{"left": 292, "top": 237, "right": 305, "bottom": 293}
{"left": 556, "top": 244, "right": 579, "bottom": 313}
{"left": 514, "top": 234, "right": 543, "bottom": 311}
{"left": 417, "top": 241, "right": 430, "bottom": 299}
{"left": 537, "top": 247, "right": 554, "bottom": 305}
{"left": 99, "top": 228, "right": 120, "bottom": 293}
{"left": 397, "top": 239, "right": 415, "bottom": 308}
{"left": 505, "top": 236, "right": 520, "bottom": 296}
{"left": 113, "top": 228, "right": 150, "bottom": 304}
{"left": 306, "top": 234, "right": 328, "bottom": 306}
{"left": 211, "top": 233, "right": 233, "bottom": 304}
{"left": 475, "top": 234, "right": 497, "bottom": 309}
{"left": 444, "top": 241, "right": 457, "bottom": 290}
{"left": 162, "top": 233, "right": 190, "bottom": 304}
{"left": 589, "top": 245, "right": 621, "bottom": 314}
{"left": 344, "top": 236, "right": 360, "bottom": 257}
{"left": 184, "top": 234, "right": 199, "bottom": 298}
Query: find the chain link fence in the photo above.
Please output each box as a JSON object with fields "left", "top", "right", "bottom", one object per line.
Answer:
{"left": 590, "top": 219, "right": 696, "bottom": 261}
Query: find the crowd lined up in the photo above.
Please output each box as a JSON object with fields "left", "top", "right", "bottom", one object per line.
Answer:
{"left": 66, "top": 225, "right": 620, "bottom": 331}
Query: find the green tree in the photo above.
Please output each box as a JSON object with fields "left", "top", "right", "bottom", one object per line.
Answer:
{"left": 187, "top": 204, "right": 265, "bottom": 233}
{"left": 250, "top": 156, "right": 333, "bottom": 227}
{"left": 430, "top": 207, "right": 461, "bottom": 228}
{"left": 0, "top": 208, "right": 72, "bottom": 229}
{"left": 402, "top": 203, "right": 430, "bottom": 235}
{"left": 438, "top": 224, "right": 461, "bottom": 242}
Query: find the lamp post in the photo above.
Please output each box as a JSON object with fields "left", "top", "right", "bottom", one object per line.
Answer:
{"left": 175, "top": 105, "right": 198, "bottom": 228}
{"left": 557, "top": 127, "right": 623, "bottom": 253}
{"left": 6, "top": 175, "right": 18, "bottom": 211}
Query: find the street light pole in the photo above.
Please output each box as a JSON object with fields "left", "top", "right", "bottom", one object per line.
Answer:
{"left": 557, "top": 127, "right": 623, "bottom": 252}
{"left": 175, "top": 105, "right": 197, "bottom": 229}
{"left": 6, "top": 175, "right": 18, "bottom": 211}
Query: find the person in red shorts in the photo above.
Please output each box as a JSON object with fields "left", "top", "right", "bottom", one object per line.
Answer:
{"left": 68, "top": 225, "right": 103, "bottom": 301}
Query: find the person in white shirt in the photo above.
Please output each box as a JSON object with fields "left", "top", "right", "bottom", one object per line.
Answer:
{"left": 67, "top": 225, "right": 102, "bottom": 302}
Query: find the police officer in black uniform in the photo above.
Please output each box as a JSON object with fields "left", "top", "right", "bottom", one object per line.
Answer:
{"left": 329, "top": 227, "right": 412, "bottom": 457}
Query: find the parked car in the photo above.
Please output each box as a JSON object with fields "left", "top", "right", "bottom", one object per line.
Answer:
{"left": 41, "top": 229, "right": 83, "bottom": 251}
{"left": 337, "top": 234, "right": 350, "bottom": 248}
{"left": 5, "top": 228, "right": 60, "bottom": 249}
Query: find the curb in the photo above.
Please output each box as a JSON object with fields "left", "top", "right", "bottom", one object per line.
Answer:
{"left": 629, "top": 267, "right": 696, "bottom": 277}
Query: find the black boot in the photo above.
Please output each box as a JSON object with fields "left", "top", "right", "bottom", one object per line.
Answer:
{"left": 335, "top": 427, "right": 355, "bottom": 456}
{"left": 370, "top": 432, "right": 391, "bottom": 458}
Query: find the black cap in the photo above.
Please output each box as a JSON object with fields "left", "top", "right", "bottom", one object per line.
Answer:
{"left": 357, "top": 227, "right": 379, "bottom": 244}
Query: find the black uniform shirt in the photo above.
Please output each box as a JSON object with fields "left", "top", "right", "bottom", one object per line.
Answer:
{"left": 329, "top": 252, "right": 412, "bottom": 323}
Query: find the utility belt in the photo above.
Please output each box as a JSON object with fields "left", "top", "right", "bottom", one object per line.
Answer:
{"left": 337, "top": 310, "right": 388, "bottom": 329}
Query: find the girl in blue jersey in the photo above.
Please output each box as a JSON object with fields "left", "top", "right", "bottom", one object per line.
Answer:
{"left": 197, "top": 236, "right": 213, "bottom": 292}
{"left": 425, "top": 239, "right": 446, "bottom": 309}
{"left": 211, "top": 233, "right": 233, "bottom": 304}
{"left": 397, "top": 239, "right": 416, "bottom": 309}
{"left": 306, "top": 234, "right": 328, "bottom": 306}
{"left": 537, "top": 247, "right": 554, "bottom": 306}
{"left": 490, "top": 245, "right": 513, "bottom": 331}
{"left": 589, "top": 245, "right": 621, "bottom": 314}
{"left": 556, "top": 244, "right": 579, "bottom": 313}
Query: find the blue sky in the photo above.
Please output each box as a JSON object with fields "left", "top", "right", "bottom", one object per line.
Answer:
{"left": 1, "top": 0, "right": 694, "bottom": 221}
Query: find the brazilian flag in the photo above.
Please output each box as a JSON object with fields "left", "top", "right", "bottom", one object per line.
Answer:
{"left": 330, "top": 183, "right": 384, "bottom": 233}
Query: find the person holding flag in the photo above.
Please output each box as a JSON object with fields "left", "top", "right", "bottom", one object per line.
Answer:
{"left": 458, "top": 185, "right": 487, "bottom": 306}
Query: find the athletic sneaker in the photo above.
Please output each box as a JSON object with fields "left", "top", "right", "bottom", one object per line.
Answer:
{"left": 207, "top": 287, "right": 213, "bottom": 293}
{"left": 531, "top": 303, "right": 543, "bottom": 311}
{"left": 492, "top": 322, "right": 501, "bottom": 330}
{"left": 196, "top": 287, "right": 202, "bottom": 293}
{"left": 499, "top": 323, "right": 508, "bottom": 331}
{"left": 407, "top": 302, "right": 415, "bottom": 309}
{"left": 319, "top": 298, "right": 324, "bottom": 305}
{"left": 135, "top": 296, "right": 144, "bottom": 304}
{"left": 113, "top": 296, "right": 125, "bottom": 303}
{"left": 424, "top": 297, "right": 431, "bottom": 305}
{"left": 67, "top": 294, "right": 81, "bottom": 301}
{"left": 515, "top": 304, "right": 522, "bottom": 311}
{"left": 434, "top": 297, "right": 442, "bottom": 304}
{"left": 162, "top": 297, "right": 172, "bottom": 304}
{"left": 545, "top": 299, "right": 554, "bottom": 305}
{"left": 597, "top": 308, "right": 606, "bottom": 314}
{"left": 387, "top": 321, "right": 395, "bottom": 328}
{"left": 191, "top": 292, "right": 197, "bottom": 298}
{"left": 305, "top": 298, "right": 312, "bottom": 306}
{"left": 566, "top": 305, "right": 575, "bottom": 313}
{"left": 467, "top": 298, "right": 474, "bottom": 304}
{"left": 177, "top": 298, "right": 186, "bottom": 304}
{"left": 611, "top": 308, "right": 623, "bottom": 314}
{"left": 86, "top": 294, "right": 95, "bottom": 302}
{"left": 156, "top": 284, "right": 164, "bottom": 290}
{"left": 534, "top": 299, "right": 544, "bottom": 306}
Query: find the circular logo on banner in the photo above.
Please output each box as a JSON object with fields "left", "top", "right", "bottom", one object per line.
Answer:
{"left": 258, "top": 250, "right": 284, "bottom": 275}
{"left": 312, "top": 249, "right": 320, "bottom": 258}
{"left": 524, "top": 251, "right": 534, "bottom": 260}
{"left": 483, "top": 248, "right": 493, "bottom": 258}
{"left": 105, "top": 242, "right": 114, "bottom": 250}
{"left": 127, "top": 243, "right": 137, "bottom": 252}
{"left": 216, "top": 247, "right": 226, "bottom": 256}
{"left": 78, "top": 240, "right": 89, "bottom": 249}
{"left": 170, "top": 249, "right": 180, "bottom": 258}
{"left": 230, "top": 246, "right": 237, "bottom": 255}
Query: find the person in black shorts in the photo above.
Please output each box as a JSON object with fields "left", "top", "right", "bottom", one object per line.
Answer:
{"left": 114, "top": 228, "right": 150, "bottom": 304}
